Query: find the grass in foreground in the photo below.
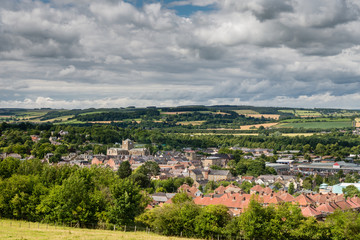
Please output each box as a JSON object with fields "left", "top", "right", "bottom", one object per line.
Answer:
{"left": 0, "top": 219, "right": 197, "bottom": 240}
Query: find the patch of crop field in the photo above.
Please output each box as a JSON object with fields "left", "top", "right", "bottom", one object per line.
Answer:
{"left": 282, "top": 133, "right": 317, "bottom": 137}
{"left": 16, "top": 111, "right": 49, "bottom": 120}
{"left": 355, "top": 118, "right": 360, "bottom": 127}
{"left": 54, "top": 119, "right": 86, "bottom": 125}
{"left": 246, "top": 114, "right": 280, "bottom": 120}
{"left": 277, "top": 121, "right": 352, "bottom": 129}
{"left": 161, "top": 112, "right": 192, "bottom": 115}
{"left": 40, "top": 115, "right": 75, "bottom": 122}
{"left": 87, "top": 121, "right": 124, "bottom": 124}
{"left": 212, "top": 111, "right": 230, "bottom": 115}
{"left": 176, "top": 121, "right": 205, "bottom": 126}
{"left": 234, "top": 110, "right": 259, "bottom": 115}
{"left": 207, "top": 123, "right": 279, "bottom": 130}
{"left": 0, "top": 219, "right": 196, "bottom": 240}
{"left": 78, "top": 111, "right": 106, "bottom": 116}
{"left": 295, "top": 110, "right": 322, "bottom": 117}
{"left": 179, "top": 133, "right": 259, "bottom": 136}
{"left": 278, "top": 110, "right": 295, "bottom": 114}
{"left": 239, "top": 123, "right": 279, "bottom": 130}
{"left": 281, "top": 118, "right": 352, "bottom": 123}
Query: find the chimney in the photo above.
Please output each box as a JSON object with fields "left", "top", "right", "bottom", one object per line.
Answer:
{"left": 211, "top": 195, "right": 214, "bottom": 199}
{"left": 233, "top": 196, "right": 236, "bottom": 201}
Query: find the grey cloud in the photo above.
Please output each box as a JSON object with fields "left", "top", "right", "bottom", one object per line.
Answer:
{"left": 1, "top": 0, "right": 360, "bottom": 109}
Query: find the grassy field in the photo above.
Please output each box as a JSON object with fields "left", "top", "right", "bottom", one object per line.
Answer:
{"left": 295, "top": 110, "right": 322, "bottom": 117}
{"left": 278, "top": 110, "right": 294, "bottom": 114}
{"left": 280, "top": 118, "right": 352, "bottom": 123}
{"left": 0, "top": 219, "right": 197, "bottom": 240}
{"left": 277, "top": 121, "right": 352, "bottom": 129}
{"left": 177, "top": 133, "right": 316, "bottom": 137}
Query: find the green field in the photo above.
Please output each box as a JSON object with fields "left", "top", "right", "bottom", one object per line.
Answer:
{"left": 277, "top": 121, "right": 352, "bottom": 129}
{"left": 295, "top": 110, "right": 322, "bottom": 117}
{"left": 0, "top": 219, "right": 196, "bottom": 240}
{"left": 278, "top": 110, "right": 294, "bottom": 114}
{"left": 280, "top": 118, "right": 352, "bottom": 123}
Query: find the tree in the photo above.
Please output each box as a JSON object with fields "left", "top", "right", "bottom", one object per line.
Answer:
{"left": 37, "top": 173, "right": 102, "bottom": 225}
{"left": 139, "top": 201, "right": 200, "bottom": 237}
{"left": 315, "top": 143, "right": 325, "bottom": 156}
{"left": 0, "top": 157, "right": 21, "bottom": 179}
{"left": 172, "top": 192, "right": 192, "bottom": 204}
{"left": 137, "top": 161, "right": 160, "bottom": 177}
{"left": 325, "top": 209, "right": 360, "bottom": 240}
{"left": 342, "top": 185, "right": 360, "bottom": 198}
{"left": 288, "top": 182, "right": 295, "bottom": 195}
{"left": 107, "top": 178, "right": 148, "bottom": 225}
{"left": 117, "top": 161, "right": 132, "bottom": 179}
{"left": 195, "top": 204, "right": 231, "bottom": 238}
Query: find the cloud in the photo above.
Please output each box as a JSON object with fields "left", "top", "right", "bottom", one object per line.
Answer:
{"left": 0, "top": 0, "right": 360, "bottom": 109}
{"left": 59, "top": 65, "right": 76, "bottom": 76}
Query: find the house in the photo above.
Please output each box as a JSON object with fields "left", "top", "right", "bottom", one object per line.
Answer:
{"left": 207, "top": 170, "right": 233, "bottom": 181}
{"left": 189, "top": 169, "right": 204, "bottom": 181}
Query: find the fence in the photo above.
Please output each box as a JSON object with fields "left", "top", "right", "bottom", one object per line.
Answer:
{"left": 0, "top": 219, "right": 247, "bottom": 240}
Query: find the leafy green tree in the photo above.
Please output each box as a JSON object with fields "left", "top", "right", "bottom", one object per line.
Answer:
{"left": 240, "top": 181, "right": 253, "bottom": 193}
{"left": 37, "top": 173, "right": 103, "bottom": 225}
{"left": 131, "top": 172, "right": 151, "bottom": 188}
{"left": 315, "top": 143, "right": 325, "bottom": 156}
{"left": 302, "top": 177, "right": 313, "bottom": 190}
{"left": 342, "top": 185, "right": 360, "bottom": 198}
{"left": 107, "top": 178, "right": 148, "bottom": 225}
{"left": 142, "top": 201, "right": 200, "bottom": 237}
{"left": 0, "top": 174, "right": 47, "bottom": 221}
{"left": 290, "top": 217, "right": 330, "bottom": 240}
{"left": 325, "top": 209, "right": 360, "bottom": 240}
{"left": 117, "top": 161, "right": 132, "bottom": 179}
{"left": 0, "top": 157, "right": 21, "bottom": 179}
{"left": 195, "top": 204, "right": 231, "bottom": 238}
{"left": 137, "top": 161, "right": 160, "bottom": 177}
{"left": 172, "top": 192, "right": 192, "bottom": 204}
{"left": 288, "top": 182, "right": 295, "bottom": 195}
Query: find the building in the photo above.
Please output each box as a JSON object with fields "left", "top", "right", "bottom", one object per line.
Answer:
{"left": 332, "top": 183, "right": 360, "bottom": 194}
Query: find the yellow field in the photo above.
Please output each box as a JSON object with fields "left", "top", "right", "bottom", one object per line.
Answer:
{"left": 239, "top": 123, "right": 279, "bottom": 130}
{"left": 282, "top": 133, "right": 316, "bottom": 137}
{"left": 0, "top": 219, "right": 196, "bottom": 240}
{"left": 234, "top": 110, "right": 259, "bottom": 115}
{"left": 41, "top": 115, "right": 75, "bottom": 122}
{"left": 207, "top": 123, "right": 279, "bottom": 131}
{"left": 245, "top": 114, "right": 280, "bottom": 120}
{"left": 176, "top": 121, "right": 205, "bottom": 126}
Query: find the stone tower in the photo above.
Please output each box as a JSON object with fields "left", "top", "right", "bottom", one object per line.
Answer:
{"left": 122, "top": 139, "right": 134, "bottom": 150}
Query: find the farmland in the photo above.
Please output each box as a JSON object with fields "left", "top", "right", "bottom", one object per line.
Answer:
{"left": 277, "top": 121, "right": 352, "bottom": 129}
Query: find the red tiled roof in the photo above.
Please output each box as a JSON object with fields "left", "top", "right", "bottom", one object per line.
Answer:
{"left": 301, "top": 206, "right": 322, "bottom": 217}
{"left": 280, "top": 193, "right": 295, "bottom": 202}
{"left": 268, "top": 196, "right": 284, "bottom": 205}
{"left": 250, "top": 185, "right": 264, "bottom": 192}
{"left": 316, "top": 202, "right": 336, "bottom": 213}
{"left": 294, "top": 194, "right": 316, "bottom": 206}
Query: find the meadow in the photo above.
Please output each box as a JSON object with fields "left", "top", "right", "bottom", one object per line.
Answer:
{"left": 0, "top": 219, "right": 198, "bottom": 240}
{"left": 277, "top": 121, "right": 352, "bottom": 129}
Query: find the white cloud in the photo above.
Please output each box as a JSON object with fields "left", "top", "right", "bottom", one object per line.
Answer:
{"left": 1, "top": 0, "right": 360, "bottom": 109}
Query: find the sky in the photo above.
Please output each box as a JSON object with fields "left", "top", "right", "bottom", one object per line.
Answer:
{"left": 1, "top": 0, "right": 360, "bottom": 109}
